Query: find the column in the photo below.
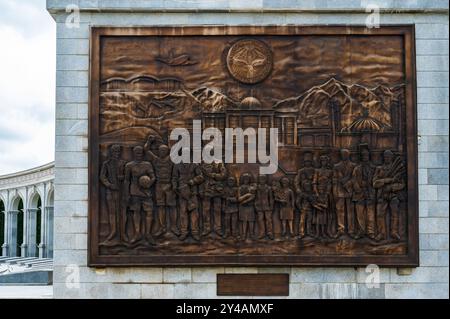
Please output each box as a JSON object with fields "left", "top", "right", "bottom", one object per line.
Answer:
{"left": 46, "top": 206, "right": 54, "bottom": 258}
{"left": 7, "top": 210, "right": 19, "bottom": 257}
{"left": 20, "top": 208, "right": 29, "bottom": 257}
{"left": 26, "top": 208, "right": 38, "bottom": 257}
{"left": 38, "top": 206, "right": 47, "bottom": 258}
{"left": 1, "top": 211, "right": 8, "bottom": 256}
{"left": 39, "top": 206, "right": 54, "bottom": 258}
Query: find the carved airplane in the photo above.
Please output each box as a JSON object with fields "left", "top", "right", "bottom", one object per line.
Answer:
{"left": 156, "top": 49, "right": 198, "bottom": 66}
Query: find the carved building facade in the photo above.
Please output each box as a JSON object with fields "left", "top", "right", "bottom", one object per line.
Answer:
{"left": 47, "top": 1, "right": 449, "bottom": 299}
{"left": 0, "top": 163, "right": 54, "bottom": 259}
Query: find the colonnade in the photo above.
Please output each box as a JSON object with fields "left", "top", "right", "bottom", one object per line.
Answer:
{"left": 0, "top": 163, "right": 54, "bottom": 258}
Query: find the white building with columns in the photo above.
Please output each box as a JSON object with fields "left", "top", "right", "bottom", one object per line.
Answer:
{"left": 0, "top": 162, "right": 54, "bottom": 259}
{"left": 46, "top": 0, "right": 448, "bottom": 299}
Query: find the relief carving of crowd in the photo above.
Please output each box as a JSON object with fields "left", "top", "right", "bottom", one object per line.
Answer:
{"left": 100, "top": 134, "right": 406, "bottom": 246}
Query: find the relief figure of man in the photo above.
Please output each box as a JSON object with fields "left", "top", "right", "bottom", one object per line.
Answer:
{"left": 295, "top": 152, "right": 316, "bottom": 237}
{"left": 352, "top": 147, "right": 376, "bottom": 239}
{"left": 100, "top": 144, "right": 126, "bottom": 243}
{"left": 255, "top": 174, "right": 274, "bottom": 239}
{"left": 238, "top": 173, "right": 256, "bottom": 240}
{"left": 277, "top": 177, "right": 295, "bottom": 238}
{"left": 297, "top": 179, "right": 315, "bottom": 238}
{"left": 172, "top": 150, "right": 204, "bottom": 241}
{"left": 333, "top": 148, "right": 356, "bottom": 237}
{"left": 144, "top": 135, "right": 179, "bottom": 237}
{"left": 199, "top": 161, "right": 227, "bottom": 237}
{"left": 123, "top": 146, "right": 156, "bottom": 245}
{"left": 313, "top": 155, "right": 333, "bottom": 238}
{"left": 222, "top": 176, "right": 240, "bottom": 239}
{"left": 373, "top": 150, "right": 405, "bottom": 241}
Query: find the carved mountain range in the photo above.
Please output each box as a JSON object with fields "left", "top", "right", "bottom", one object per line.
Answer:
{"left": 274, "top": 77, "right": 404, "bottom": 130}
{"left": 190, "top": 87, "right": 237, "bottom": 112}
{"left": 100, "top": 86, "right": 236, "bottom": 134}
{"left": 100, "top": 91, "right": 200, "bottom": 134}
{"left": 100, "top": 76, "right": 404, "bottom": 134}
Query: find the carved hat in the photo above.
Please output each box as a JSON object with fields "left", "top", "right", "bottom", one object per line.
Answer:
{"left": 240, "top": 172, "right": 253, "bottom": 184}
{"left": 133, "top": 145, "right": 144, "bottom": 154}
{"left": 110, "top": 144, "right": 121, "bottom": 153}
{"left": 303, "top": 152, "right": 313, "bottom": 162}
{"left": 384, "top": 149, "right": 394, "bottom": 157}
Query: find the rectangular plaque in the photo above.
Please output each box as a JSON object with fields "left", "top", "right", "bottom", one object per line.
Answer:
{"left": 88, "top": 26, "right": 419, "bottom": 266}
{"left": 217, "top": 274, "right": 289, "bottom": 296}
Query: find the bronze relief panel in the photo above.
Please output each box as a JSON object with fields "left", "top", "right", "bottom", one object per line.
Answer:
{"left": 88, "top": 26, "right": 418, "bottom": 266}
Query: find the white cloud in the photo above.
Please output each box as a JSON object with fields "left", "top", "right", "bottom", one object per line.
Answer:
{"left": 0, "top": 0, "right": 55, "bottom": 175}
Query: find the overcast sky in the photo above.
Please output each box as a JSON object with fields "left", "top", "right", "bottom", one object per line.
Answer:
{"left": 0, "top": 0, "right": 55, "bottom": 175}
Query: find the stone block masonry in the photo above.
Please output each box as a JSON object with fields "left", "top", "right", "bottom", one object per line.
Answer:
{"left": 48, "top": 1, "right": 449, "bottom": 299}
